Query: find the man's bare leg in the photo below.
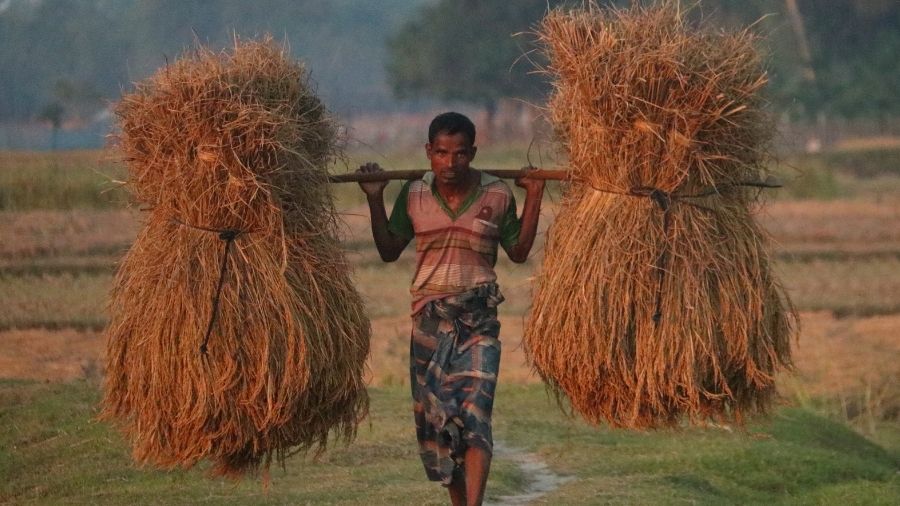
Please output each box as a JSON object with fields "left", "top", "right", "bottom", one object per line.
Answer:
{"left": 464, "top": 447, "right": 492, "bottom": 506}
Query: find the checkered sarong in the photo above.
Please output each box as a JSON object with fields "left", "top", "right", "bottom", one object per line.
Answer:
{"left": 410, "top": 283, "right": 503, "bottom": 485}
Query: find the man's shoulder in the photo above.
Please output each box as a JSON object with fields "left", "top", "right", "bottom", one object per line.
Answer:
{"left": 477, "top": 170, "right": 508, "bottom": 188}
{"left": 481, "top": 176, "right": 513, "bottom": 199}
{"left": 408, "top": 178, "right": 429, "bottom": 193}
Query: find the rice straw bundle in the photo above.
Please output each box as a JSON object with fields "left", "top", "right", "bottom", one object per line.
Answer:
{"left": 525, "top": 2, "right": 795, "bottom": 428}
{"left": 101, "top": 38, "right": 370, "bottom": 476}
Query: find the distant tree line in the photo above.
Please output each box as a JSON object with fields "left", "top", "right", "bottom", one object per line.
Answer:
{"left": 1, "top": 0, "right": 898, "bottom": 125}
{"left": 388, "top": 0, "right": 900, "bottom": 122}
{"left": 387, "top": 0, "right": 567, "bottom": 131}
{"left": 705, "top": 0, "right": 900, "bottom": 120}
{"left": 0, "top": 0, "right": 426, "bottom": 122}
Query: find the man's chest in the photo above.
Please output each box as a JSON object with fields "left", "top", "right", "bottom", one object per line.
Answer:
{"left": 408, "top": 184, "right": 508, "bottom": 236}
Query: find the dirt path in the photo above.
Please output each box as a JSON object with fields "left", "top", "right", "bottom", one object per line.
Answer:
{"left": 487, "top": 441, "right": 574, "bottom": 506}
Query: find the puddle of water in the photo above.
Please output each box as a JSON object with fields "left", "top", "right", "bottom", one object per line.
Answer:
{"left": 486, "top": 441, "right": 575, "bottom": 506}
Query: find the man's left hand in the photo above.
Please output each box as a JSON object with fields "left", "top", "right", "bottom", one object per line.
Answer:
{"left": 515, "top": 166, "right": 545, "bottom": 195}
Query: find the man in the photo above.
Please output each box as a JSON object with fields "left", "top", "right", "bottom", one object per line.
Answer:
{"left": 357, "top": 112, "right": 544, "bottom": 506}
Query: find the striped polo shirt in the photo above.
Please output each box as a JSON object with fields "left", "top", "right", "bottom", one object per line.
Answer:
{"left": 388, "top": 170, "right": 520, "bottom": 314}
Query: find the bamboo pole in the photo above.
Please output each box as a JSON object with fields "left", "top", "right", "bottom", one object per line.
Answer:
{"left": 328, "top": 167, "right": 570, "bottom": 183}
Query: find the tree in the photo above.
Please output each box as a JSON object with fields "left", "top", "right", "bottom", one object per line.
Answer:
{"left": 0, "top": 0, "right": 129, "bottom": 121}
{"left": 797, "top": 0, "right": 900, "bottom": 119}
{"left": 38, "top": 102, "right": 64, "bottom": 151}
{"left": 386, "top": 0, "right": 564, "bottom": 135}
{"left": 686, "top": 0, "right": 900, "bottom": 120}
{"left": 1, "top": 0, "right": 897, "bottom": 125}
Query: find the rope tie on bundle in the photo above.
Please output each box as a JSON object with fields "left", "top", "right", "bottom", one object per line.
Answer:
{"left": 586, "top": 176, "right": 782, "bottom": 326}
{"left": 629, "top": 187, "right": 673, "bottom": 325}
{"left": 172, "top": 218, "right": 247, "bottom": 355}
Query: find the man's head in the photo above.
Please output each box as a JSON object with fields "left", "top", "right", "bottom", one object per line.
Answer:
{"left": 426, "top": 112, "right": 477, "bottom": 186}
{"left": 428, "top": 112, "right": 476, "bottom": 147}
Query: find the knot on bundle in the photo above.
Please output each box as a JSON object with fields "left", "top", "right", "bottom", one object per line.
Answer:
{"left": 218, "top": 229, "right": 241, "bottom": 241}
{"left": 630, "top": 186, "right": 672, "bottom": 212}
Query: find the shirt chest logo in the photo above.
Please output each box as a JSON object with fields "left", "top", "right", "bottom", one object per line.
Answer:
{"left": 476, "top": 205, "right": 493, "bottom": 222}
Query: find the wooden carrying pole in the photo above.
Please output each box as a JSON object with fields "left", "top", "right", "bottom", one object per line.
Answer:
{"left": 328, "top": 168, "right": 569, "bottom": 183}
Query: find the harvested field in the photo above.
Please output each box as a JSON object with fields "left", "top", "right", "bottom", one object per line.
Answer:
{"left": 0, "top": 272, "right": 109, "bottom": 330}
{"left": 5, "top": 199, "right": 897, "bottom": 271}
{"left": 784, "top": 312, "right": 900, "bottom": 403}
{"left": 2, "top": 197, "right": 897, "bottom": 360}
{"left": 0, "top": 329, "right": 104, "bottom": 381}
{"left": 780, "top": 312, "right": 900, "bottom": 438}
{"left": 1, "top": 144, "right": 897, "bottom": 494}
{"left": 776, "top": 258, "right": 900, "bottom": 316}
{"left": 0, "top": 210, "right": 137, "bottom": 259}
{"left": 0, "top": 316, "right": 537, "bottom": 387}
{"left": 3, "top": 313, "right": 895, "bottom": 421}
{"left": 833, "top": 136, "right": 900, "bottom": 151}
{"left": 759, "top": 200, "right": 900, "bottom": 256}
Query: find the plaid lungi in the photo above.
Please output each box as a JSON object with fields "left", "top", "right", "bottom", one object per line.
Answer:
{"left": 410, "top": 283, "right": 503, "bottom": 485}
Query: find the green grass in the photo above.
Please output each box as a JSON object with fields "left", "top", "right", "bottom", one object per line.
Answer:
{"left": 0, "top": 380, "right": 522, "bottom": 506}
{"left": 775, "top": 158, "right": 844, "bottom": 200}
{"left": 2, "top": 145, "right": 899, "bottom": 211}
{"left": 784, "top": 379, "right": 900, "bottom": 456}
{"left": 494, "top": 388, "right": 899, "bottom": 505}
{"left": 0, "top": 146, "right": 553, "bottom": 212}
{"left": 1, "top": 380, "right": 897, "bottom": 505}
{"left": 774, "top": 146, "right": 900, "bottom": 200}
{"left": 0, "top": 151, "right": 127, "bottom": 210}
{"left": 815, "top": 147, "right": 900, "bottom": 178}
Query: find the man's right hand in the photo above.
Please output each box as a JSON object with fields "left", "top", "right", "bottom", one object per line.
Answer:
{"left": 357, "top": 162, "right": 389, "bottom": 197}
{"left": 357, "top": 162, "right": 410, "bottom": 262}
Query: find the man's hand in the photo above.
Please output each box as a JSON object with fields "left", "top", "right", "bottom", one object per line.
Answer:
{"left": 356, "top": 161, "right": 409, "bottom": 262}
{"left": 515, "top": 166, "right": 545, "bottom": 195}
{"left": 357, "top": 162, "right": 389, "bottom": 197}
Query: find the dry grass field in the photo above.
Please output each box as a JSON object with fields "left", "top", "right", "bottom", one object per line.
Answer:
{"left": 1, "top": 147, "right": 898, "bottom": 388}
{"left": 1, "top": 146, "right": 898, "bottom": 503}
{"left": 3, "top": 202, "right": 898, "bottom": 381}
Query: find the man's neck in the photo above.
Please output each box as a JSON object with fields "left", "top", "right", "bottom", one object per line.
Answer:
{"left": 434, "top": 169, "right": 479, "bottom": 213}
{"left": 435, "top": 169, "right": 478, "bottom": 197}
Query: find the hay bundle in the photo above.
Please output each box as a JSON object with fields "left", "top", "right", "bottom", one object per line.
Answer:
{"left": 525, "top": 3, "right": 795, "bottom": 428}
{"left": 101, "top": 38, "right": 370, "bottom": 476}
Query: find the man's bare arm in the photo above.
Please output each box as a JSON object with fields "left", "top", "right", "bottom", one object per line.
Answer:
{"left": 358, "top": 163, "right": 410, "bottom": 262}
{"left": 504, "top": 170, "right": 545, "bottom": 263}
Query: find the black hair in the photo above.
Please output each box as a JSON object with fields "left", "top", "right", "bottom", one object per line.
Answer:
{"left": 427, "top": 112, "right": 476, "bottom": 145}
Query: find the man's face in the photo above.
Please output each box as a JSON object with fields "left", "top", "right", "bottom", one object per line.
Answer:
{"left": 426, "top": 132, "right": 477, "bottom": 186}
